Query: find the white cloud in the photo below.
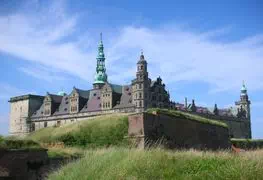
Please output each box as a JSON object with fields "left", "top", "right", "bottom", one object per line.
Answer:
{"left": 19, "top": 65, "right": 69, "bottom": 82}
{"left": 0, "top": 83, "right": 28, "bottom": 100}
{"left": 0, "top": 0, "right": 263, "bottom": 94}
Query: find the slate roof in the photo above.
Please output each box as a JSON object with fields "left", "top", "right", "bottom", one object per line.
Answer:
{"left": 81, "top": 89, "right": 101, "bottom": 112}
{"left": 49, "top": 94, "right": 63, "bottom": 104}
{"left": 75, "top": 88, "right": 90, "bottom": 99}
{"left": 109, "top": 84, "right": 123, "bottom": 94}
{"left": 53, "top": 95, "right": 70, "bottom": 115}
{"left": 31, "top": 103, "right": 45, "bottom": 118}
{"left": 113, "top": 85, "right": 134, "bottom": 109}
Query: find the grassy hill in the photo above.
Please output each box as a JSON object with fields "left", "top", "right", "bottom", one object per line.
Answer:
{"left": 48, "top": 148, "right": 263, "bottom": 180}
{"left": 26, "top": 114, "right": 129, "bottom": 148}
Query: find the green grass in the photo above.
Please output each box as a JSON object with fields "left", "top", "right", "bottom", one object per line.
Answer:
{"left": 47, "top": 147, "right": 85, "bottom": 158}
{"left": 26, "top": 114, "right": 130, "bottom": 148}
{"left": 147, "top": 108, "right": 228, "bottom": 128}
{"left": 48, "top": 148, "right": 263, "bottom": 180}
{"left": 0, "top": 137, "right": 42, "bottom": 150}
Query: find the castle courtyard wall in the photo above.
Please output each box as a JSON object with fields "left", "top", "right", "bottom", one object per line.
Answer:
{"left": 128, "top": 112, "right": 231, "bottom": 150}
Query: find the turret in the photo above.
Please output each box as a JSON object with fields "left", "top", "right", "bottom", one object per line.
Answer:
{"left": 93, "top": 33, "right": 108, "bottom": 89}
{"left": 131, "top": 50, "right": 149, "bottom": 112}
{"left": 235, "top": 81, "right": 251, "bottom": 120}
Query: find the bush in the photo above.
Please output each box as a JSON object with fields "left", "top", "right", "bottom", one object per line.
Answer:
{"left": 0, "top": 139, "right": 41, "bottom": 149}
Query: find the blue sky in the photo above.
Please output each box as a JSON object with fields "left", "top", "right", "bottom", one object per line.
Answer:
{"left": 0, "top": 0, "right": 262, "bottom": 137}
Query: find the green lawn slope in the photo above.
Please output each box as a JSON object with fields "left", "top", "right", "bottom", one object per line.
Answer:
{"left": 48, "top": 148, "right": 263, "bottom": 180}
{"left": 26, "top": 114, "right": 129, "bottom": 148}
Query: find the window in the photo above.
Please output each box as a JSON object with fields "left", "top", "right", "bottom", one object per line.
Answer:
{"left": 141, "top": 65, "right": 143, "bottom": 70}
{"left": 128, "top": 92, "right": 131, "bottom": 96}
{"left": 126, "top": 87, "right": 129, "bottom": 91}
{"left": 136, "top": 93, "right": 138, "bottom": 99}
{"left": 139, "top": 101, "right": 142, "bottom": 107}
{"left": 64, "top": 108, "right": 67, "bottom": 111}
{"left": 44, "top": 109, "right": 50, "bottom": 115}
{"left": 71, "top": 120, "right": 74, "bottom": 122}
{"left": 139, "top": 84, "right": 142, "bottom": 89}
{"left": 57, "top": 121, "right": 61, "bottom": 127}
{"left": 145, "top": 93, "right": 147, "bottom": 98}
{"left": 32, "top": 123, "right": 35, "bottom": 131}
{"left": 94, "top": 93, "right": 96, "bottom": 96}
{"left": 44, "top": 122, "right": 48, "bottom": 128}
{"left": 108, "top": 102, "right": 110, "bottom": 107}
{"left": 71, "top": 106, "right": 77, "bottom": 112}
{"left": 66, "top": 101, "right": 69, "bottom": 104}
{"left": 139, "top": 92, "right": 142, "bottom": 99}
{"left": 103, "top": 103, "right": 105, "bottom": 108}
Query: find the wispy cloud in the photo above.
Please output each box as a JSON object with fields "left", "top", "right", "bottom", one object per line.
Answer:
{"left": 19, "top": 65, "right": 69, "bottom": 82}
{"left": 0, "top": 83, "right": 29, "bottom": 100}
{"left": 0, "top": 0, "right": 263, "bottom": 94}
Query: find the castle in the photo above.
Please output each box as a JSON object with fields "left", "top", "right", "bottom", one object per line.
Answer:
{"left": 8, "top": 35, "right": 252, "bottom": 139}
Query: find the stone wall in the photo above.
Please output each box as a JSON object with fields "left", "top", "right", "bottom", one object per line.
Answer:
{"left": 9, "top": 99, "right": 30, "bottom": 136}
{"left": 0, "top": 149, "right": 76, "bottom": 180}
{"left": 189, "top": 112, "right": 251, "bottom": 138}
{"left": 0, "top": 149, "right": 48, "bottom": 180}
{"left": 128, "top": 112, "right": 231, "bottom": 150}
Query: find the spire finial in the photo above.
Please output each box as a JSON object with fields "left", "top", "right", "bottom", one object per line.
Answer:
{"left": 242, "top": 80, "right": 245, "bottom": 86}
{"left": 141, "top": 49, "right": 143, "bottom": 55}
{"left": 100, "top": 32, "right": 103, "bottom": 42}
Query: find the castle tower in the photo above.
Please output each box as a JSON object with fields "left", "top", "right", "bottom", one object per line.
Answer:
{"left": 235, "top": 81, "right": 251, "bottom": 120}
{"left": 132, "top": 51, "right": 149, "bottom": 112}
{"left": 93, "top": 33, "right": 108, "bottom": 89}
{"left": 235, "top": 81, "right": 251, "bottom": 138}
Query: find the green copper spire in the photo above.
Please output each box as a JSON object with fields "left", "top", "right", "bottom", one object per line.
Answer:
{"left": 94, "top": 33, "right": 108, "bottom": 85}
{"left": 241, "top": 80, "right": 247, "bottom": 95}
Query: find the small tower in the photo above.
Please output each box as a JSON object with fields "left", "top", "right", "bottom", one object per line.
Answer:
{"left": 131, "top": 50, "right": 149, "bottom": 112}
{"left": 213, "top": 103, "right": 218, "bottom": 115}
{"left": 93, "top": 33, "right": 108, "bottom": 89}
{"left": 235, "top": 81, "right": 251, "bottom": 120}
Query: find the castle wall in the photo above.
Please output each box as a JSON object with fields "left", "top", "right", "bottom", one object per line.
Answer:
{"left": 188, "top": 112, "right": 251, "bottom": 138}
{"left": 30, "top": 107, "right": 135, "bottom": 132}
{"left": 9, "top": 99, "right": 30, "bottom": 136}
{"left": 128, "top": 112, "right": 230, "bottom": 150}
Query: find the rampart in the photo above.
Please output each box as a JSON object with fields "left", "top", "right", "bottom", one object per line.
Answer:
{"left": 128, "top": 112, "right": 230, "bottom": 150}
